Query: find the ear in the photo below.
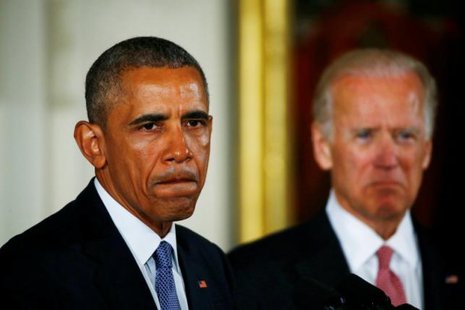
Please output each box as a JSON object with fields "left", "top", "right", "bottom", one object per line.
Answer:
{"left": 422, "top": 139, "right": 433, "bottom": 169}
{"left": 311, "top": 122, "right": 333, "bottom": 170}
{"left": 74, "top": 121, "right": 107, "bottom": 169}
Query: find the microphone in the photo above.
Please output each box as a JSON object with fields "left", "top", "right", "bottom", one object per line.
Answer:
{"left": 293, "top": 276, "right": 348, "bottom": 309}
{"left": 293, "top": 273, "right": 419, "bottom": 309}
{"left": 334, "top": 273, "right": 419, "bottom": 310}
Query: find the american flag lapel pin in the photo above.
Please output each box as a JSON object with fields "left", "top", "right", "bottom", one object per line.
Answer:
{"left": 198, "top": 280, "right": 208, "bottom": 288}
{"left": 445, "top": 274, "right": 459, "bottom": 284}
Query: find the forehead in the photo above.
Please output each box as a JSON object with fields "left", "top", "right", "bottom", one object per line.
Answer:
{"left": 118, "top": 66, "right": 208, "bottom": 107}
{"left": 121, "top": 66, "right": 205, "bottom": 92}
{"left": 331, "top": 73, "right": 425, "bottom": 119}
{"left": 105, "top": 66, "right": 208, "bottom": 124}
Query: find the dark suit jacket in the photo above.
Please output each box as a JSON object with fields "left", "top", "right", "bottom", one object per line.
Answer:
{"left": 227, "top": 209, "right": 464, "bottom": 310}
{"left": 0, "top": 179, "right": 234, "bottom": 309}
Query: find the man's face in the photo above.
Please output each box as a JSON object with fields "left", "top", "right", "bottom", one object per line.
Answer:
{"left": 98, "top": 66, "right": 211, "bottom": 234}
{"left": 313, "top": 73, "right": 432, "bottom": 230}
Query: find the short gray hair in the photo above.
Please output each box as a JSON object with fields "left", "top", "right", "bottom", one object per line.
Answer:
{"left": 312, "top": 48, "right": 438, "bottom": 139}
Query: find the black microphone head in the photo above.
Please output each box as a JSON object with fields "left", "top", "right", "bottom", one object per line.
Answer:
{"left": 335, "top": 274, "right": 420, "bottom": 310}
{"left": 395, "top": 304, "right": 419, "bottom": 310}
{"left": 336, "top": 273, "right": 392, "bottom": 309}
{"left": 293, "top": 277, "right": 347, "bottom": 309}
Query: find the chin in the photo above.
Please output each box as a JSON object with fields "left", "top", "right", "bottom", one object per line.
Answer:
{"left": 175, "top": 208, "right": 195, "bottom": 221}
{"left": 370, "top": 187, "right": 403, "bottom": 205}
{"left": 373, "top": 201, "right": 406, "bottom": 220}
{"left": 169, "top": 201, "right": 196, "bottom": 221}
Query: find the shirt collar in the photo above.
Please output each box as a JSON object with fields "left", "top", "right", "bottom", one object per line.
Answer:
{"left": 94, "top": 178, "right": 180, "bottom": 267}
{"left": 326, "top": 189, "right": 420, "bottom": 271}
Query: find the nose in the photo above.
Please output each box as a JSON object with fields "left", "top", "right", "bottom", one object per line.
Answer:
{"left": 164, "top": 126, "right": 193, "bottom": 163}
{"left": 374, "top": 134, "right": 398, "bottom": 169}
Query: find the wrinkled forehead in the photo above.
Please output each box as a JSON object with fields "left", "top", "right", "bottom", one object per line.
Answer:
{"left": 332, "top": 72, "right": 425, "bottom": 105}
{"left": 117, "top": 66, "right": 208, "bottom": 103}
{"left": 331, "top": 73, "right": 426, "bottom": 123}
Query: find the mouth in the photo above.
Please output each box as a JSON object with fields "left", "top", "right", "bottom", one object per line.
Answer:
{"left": 370, "top": 180, "right": 403, "bottom": 188}
{"left": 368, "top": 180, "right": 404, "bottom": 197}
{"left": 371, "top": 181, "right": 400, "bottom": 187}
{"left": 156, "top": 172, "right": 198, "bottom": 184}
{"left": 153, "top": 172, "right": 199, "bottom": 197}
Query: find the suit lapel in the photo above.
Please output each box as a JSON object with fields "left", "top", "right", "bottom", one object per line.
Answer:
{"left": 82, "top": 234, "right": 156, "bottom": 308}
{"left": 176, "top": 228, "right": 212, "bottom": 310}
{"left": 76, "top": 180, "right": 157, "bottom": 309}
{"left": 415, "top": 224, "right": 443, "bottom": 310}
{"left": 294, "top": 212, "right": 350, "bottom": 288}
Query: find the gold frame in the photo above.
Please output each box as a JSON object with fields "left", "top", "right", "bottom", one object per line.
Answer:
{"left": 237, "top": 0, "right": 293, "bottom": 243}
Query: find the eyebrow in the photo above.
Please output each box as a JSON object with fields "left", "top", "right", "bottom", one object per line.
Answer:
{"left": 129, "top": 113, "right": 167, "bottom": 126}
{"left": 182, "top": 110, "right": 210, "bottom": 121}
{"left": 128, "top": 110, "right": 210, "bottom": 126}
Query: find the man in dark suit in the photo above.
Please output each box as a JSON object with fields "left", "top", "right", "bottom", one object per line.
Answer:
{"left": 228, "top": 48, "right": 463, "bottom": 309}
{"left": 0, "top": 36, "right": 234, "bottom": 309}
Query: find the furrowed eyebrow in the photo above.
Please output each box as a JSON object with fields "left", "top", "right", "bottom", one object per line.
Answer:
{"left": 182, "top": 111, "right": 210, "bottom": 120}
{"left": 399, "top": 127, "right": 420, "bottom": 134}
{"left": 129, "top": 113, "right": 167, "bottom": 126}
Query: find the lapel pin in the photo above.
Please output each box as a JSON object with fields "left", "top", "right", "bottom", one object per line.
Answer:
{"left": 445, "top": 274, "right": 459, "bottom": 284}
{"left": 198, "top": 280, "right": 208, "bottom": 288}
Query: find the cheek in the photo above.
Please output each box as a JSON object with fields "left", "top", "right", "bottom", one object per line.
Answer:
{"left": 187, "top": 133, "right": 211, "bottom": 171}
{"left": 400, "top": 146, "right": 428, "bottom": 170}
{"left": 197, "top": 131, "right": 211, "bottom": 147}
{"left": 186, "top": 132, "right": 210, "bottom": 153}
{"left": 122, "top": 140, "right": 161, "bottom": 179}
{"left": 130, "top": 136, "right": 164, "bottom": 159}
{"left": 333, "top": 144, "right": 366, "bottom": 169}
{"left": 406, "top": 156, "right": 425, "bottom": 182}
{"left": 334, "top": 148, "right": 373, "bottom": 181}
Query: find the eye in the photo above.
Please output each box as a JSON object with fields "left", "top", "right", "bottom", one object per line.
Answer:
{"left": 140, "top": 122, "right": 159, "bottom": 131}
{"left": 184, "top": 119, "right": 207, "bottom": 128}
{"left": 355, "top": 128, "right": 372, "bottom": 141}
{"left": 396, "top": 129, "right": 417, "bottom": 143}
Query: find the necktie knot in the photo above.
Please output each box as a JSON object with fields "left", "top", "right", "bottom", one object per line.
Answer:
{"left": 377, "top": 245, "right": 394, "bottom": 270}
{"left": 154, "top": 241, "right": 173, "bottom": 269}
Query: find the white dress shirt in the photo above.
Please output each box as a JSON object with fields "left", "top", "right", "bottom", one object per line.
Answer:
{"left": 94, "top": 179, "right": 189, "bottom": 309}
{"left": 326, "top": 190, "right": 424, "bottom": 309}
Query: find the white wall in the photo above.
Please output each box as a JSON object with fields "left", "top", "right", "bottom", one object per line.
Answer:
{"left": 0, "top": 0, "right": 234, "bottom": 250}
{"left": 0, "top": 0, "right": 48, "bottom": 244}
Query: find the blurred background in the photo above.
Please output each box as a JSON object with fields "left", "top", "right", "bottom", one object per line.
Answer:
{"left": 1, "top": 0, "right": 463, "bottom": 261}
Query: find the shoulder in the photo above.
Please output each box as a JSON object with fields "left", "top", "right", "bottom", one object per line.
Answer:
{"left": 227, "top": 212, "right": 331, "bottom": 266}
{"left": 225, "top": 220, "right": 327, "bottom": 296}
{"left": 413, "top": 220, "right": 465, "bottom": 309}
{"left": 176, "top": 224, "right": 220, "bottom": 247}
{"left": 229, "top": 223, "right": 307, "bottom": 257}
{"left": 0, "top": 200, "right": 79, "bottom": 258}
{"left": 0, "top": 180, "right": 102, "bottom": 265}
{"left": 0, "top": 198, "right": 85, "bottom": 304}
{"left": 226, "top": 218, "right": 336, "bottom": 309}
{"left": 175, "top": 224, "right": 226, "bottom": 260}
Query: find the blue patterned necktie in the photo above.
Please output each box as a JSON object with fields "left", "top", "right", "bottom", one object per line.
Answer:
{"left": 154, "top": 241, "right": 181, "bottom": 310}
